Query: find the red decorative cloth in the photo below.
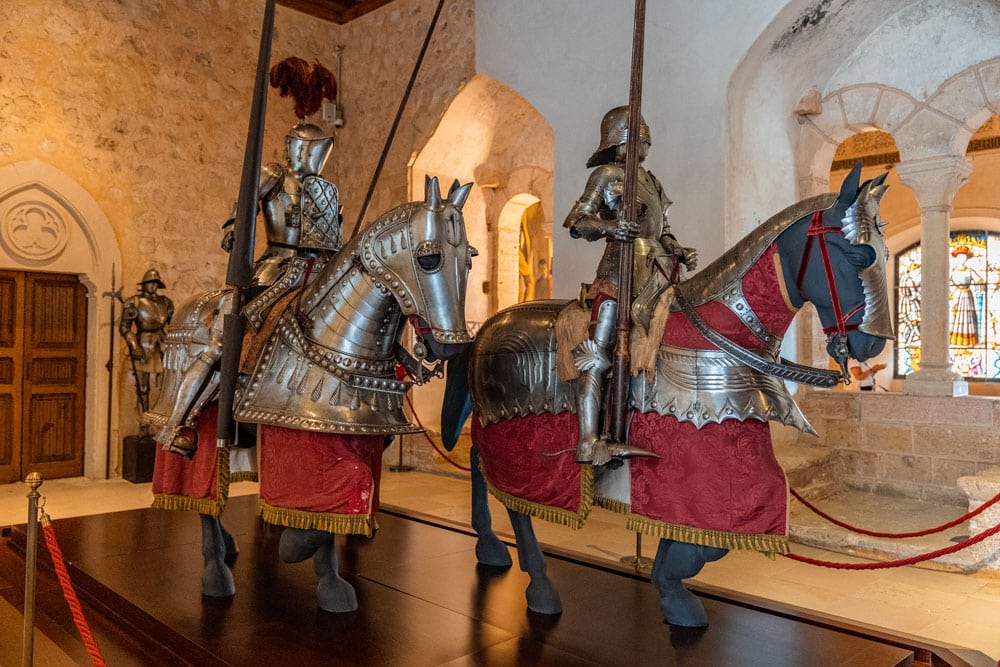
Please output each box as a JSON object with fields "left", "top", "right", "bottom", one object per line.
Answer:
{"left": 473, "top": 244, "right": 795, "bottom": 550}
{"left": 472, "top": 412, "right": 588, "bottom": 526}
{"left": 152, "top": 403, "right": 227, "bottom": 515}
{"left": 627, "top": 414, "right": 787, "bottom": 538}
{"left": 258, "top": 426, "right": 384, "bottom": 535}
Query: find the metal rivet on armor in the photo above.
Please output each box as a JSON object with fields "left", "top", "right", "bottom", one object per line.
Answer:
{"left": 686, "top": 412, "right": 694, "bottom": 419}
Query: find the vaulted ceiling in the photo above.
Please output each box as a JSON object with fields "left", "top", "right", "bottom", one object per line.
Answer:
{"left": 277, "top": 0, "right": 397, "bottom": 24}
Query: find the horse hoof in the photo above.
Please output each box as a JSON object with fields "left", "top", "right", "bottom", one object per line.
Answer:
{"left": 279, "top": 528, "right": 331, "bottom": 563}
{"left": 659, "top": 581, "right": 708, "bottom": 628}
{"left": 475, "top": 534, "right": 513, "bottom": 568}
{"left": 317, "top": 575, "right": 358, "bottom": 613}
{"left": 526, "top": 579, "right": 562, "bottom": 615}
{"left": 202, "top": 560, "right": 235, "bottom": 598}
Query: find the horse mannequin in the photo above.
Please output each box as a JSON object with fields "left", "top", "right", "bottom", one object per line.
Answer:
{"left": 150, "top": 176, "right": 475, "bottom": 611}
{"left": 442, "top": 164, "right": 893, "bottom": 627}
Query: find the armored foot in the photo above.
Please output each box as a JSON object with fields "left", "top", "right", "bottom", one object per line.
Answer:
{"left": 200, "top": 514, "right": 235, "bottom": 597}
{"left": 575, "top": 439, "right": 659, "bottom": 466}
{"left": 651, "top": 539, "right": 727, "bottom": 628}
{"left": 314, "top": 537, "right": 358, "bottom": 613}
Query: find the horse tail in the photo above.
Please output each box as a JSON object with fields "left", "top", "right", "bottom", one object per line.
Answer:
{"left": 441, "top": 344, "right": 473, "bottom": 451}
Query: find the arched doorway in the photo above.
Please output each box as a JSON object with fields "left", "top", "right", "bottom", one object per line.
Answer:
{"left": 0, "top": 159, "right": 122, "bottom": 479}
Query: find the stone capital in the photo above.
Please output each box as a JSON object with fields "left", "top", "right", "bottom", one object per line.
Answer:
{"left": 894, "top": 156, "right": 973, "bottom": 211}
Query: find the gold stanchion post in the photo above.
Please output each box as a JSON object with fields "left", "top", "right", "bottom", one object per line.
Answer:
{"left": 22, "top": 472, "right": 42, "bottom": 667}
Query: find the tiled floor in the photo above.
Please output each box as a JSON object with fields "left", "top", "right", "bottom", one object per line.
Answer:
{"left": 1, "top": 471, "right": 998, "bottom": 662}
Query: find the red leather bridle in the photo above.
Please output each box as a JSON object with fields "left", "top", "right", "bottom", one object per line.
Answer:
{"left": 795, "top": 210, "right": 865, "bottom": 339}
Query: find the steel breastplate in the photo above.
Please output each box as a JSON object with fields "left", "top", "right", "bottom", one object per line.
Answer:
{"left": 234, "top": 311, "right": 418, "bottom": 435}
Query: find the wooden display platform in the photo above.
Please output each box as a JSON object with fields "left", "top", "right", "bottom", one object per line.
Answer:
{"left": 2, "top": 494, "right": 984, "bottom": 666}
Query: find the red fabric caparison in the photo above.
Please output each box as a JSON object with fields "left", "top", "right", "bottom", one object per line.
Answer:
{"left": 471, "top": 243, "right": 795, "bottom": 540}
{"left": 472, "top": 412, "right": 583, "bottom": 514}
{"left": 259, "top": 426, "right": 384, "bottom": 516}
{"left": 153, "top": 402, "right": 220, "bottom": 501}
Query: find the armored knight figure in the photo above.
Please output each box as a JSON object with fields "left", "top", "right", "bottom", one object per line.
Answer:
{"left": 564, "top": 105, "right": 697, "bottom": 466}
{"left": 152, "top": 121, "right": 342, "bottom": 458}
{"left": 120, "top": 268, "right": 174, "bottom": 415}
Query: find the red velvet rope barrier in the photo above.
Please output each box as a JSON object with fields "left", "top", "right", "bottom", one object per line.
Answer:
{"left": 40, "top": 511, "right": 106, "bottom": 666}
{"left": 782, "top": 519, "right": 1000, "bottom": 570}
{"left": 404, "top": 395, "right": 471, "bottom": 472}
{"left": 789, "top": 486, "right": 1000, "bottom": 538}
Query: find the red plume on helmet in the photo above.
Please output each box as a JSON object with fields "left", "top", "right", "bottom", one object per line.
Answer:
{"left": 269, "top": 56, "right": 337, "bottom": 119}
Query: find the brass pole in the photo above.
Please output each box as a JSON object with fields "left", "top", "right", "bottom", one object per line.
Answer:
{"left": 22, "top": 472, "right": 42, "bottom": 667}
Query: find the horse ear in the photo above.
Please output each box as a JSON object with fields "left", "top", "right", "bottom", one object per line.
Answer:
{"left": 871, "top": 171, "right": 889, "bottom": 187}
{"left": 450, "top": 182, "right": 473, "bottom": 211}
{"left": 425, "top": 175, "right": 442, "bottom": 210}
{"left": 448, "top": 179, "right": 461, "bottom": 197}
{"left": 838, "top": 160, "right": 863, "bottom": 206}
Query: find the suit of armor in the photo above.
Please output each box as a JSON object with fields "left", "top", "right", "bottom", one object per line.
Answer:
{"left": 154, "top": 122, "right": 341, "bottom": 457}
{"left": 563, "top": 106, "right": 696, "bottom": 465}
{"left": 120, "top": 269, "right": 174, "bottom": 414}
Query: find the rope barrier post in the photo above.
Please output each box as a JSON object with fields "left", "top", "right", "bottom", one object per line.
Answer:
{"left": 389, "top": 433, "right": 413, "bottom": 473}
{"left": 22, "top": 471, "right": 42, "bottom": 667}
{"left": 619, "top": 532, "right": 652, "bottom": 574}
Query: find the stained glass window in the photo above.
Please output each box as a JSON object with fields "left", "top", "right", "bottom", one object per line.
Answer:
{"left": 894, "top": 232, "right": 1000, "bottom": 380}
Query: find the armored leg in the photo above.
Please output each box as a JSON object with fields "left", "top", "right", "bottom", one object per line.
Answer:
{"left": 573, "top": 300, "right": 616, "bottom": 464}
{"left": 572, "top": 299, "right": 659, "bottom": 466}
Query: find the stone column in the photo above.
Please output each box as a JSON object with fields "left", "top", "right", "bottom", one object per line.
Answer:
{"left": 895, "top": 156, "right": 972, "bottom": 397}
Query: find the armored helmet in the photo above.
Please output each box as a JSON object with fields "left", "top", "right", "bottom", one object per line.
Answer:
{"left": 285, "top": 122, "right": 334, "bottom": 178}
{"left": 587, "top": 105, "right": 651, "bottom": 167}
{"left": 138, "top": 268, "right": 166, "bottom": 289}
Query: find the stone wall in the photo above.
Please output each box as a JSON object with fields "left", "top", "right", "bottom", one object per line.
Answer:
{"left": 795, "top": 391, "right": 1000, "bottom": 505}
{"left": 0, "top": 0, "right": 475, "bottom": 452}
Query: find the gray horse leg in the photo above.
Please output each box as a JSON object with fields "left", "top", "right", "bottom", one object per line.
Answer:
{"left": 200, "top": 514, "right": 235, "bottom": 597}
{"left": 651, "top": 539, "right": 727, "bottom": 627}
{"left": 218, "top": 518, "right": 238, "bottom": 560}
{"left": 313, "top": 534, "right": 359, "bottom": 613}
{"left": 470, "top": 446, "right": 512, "bottom": 567}
{"left": 279, "top": 528, "right": 357, "bottom": 612}
{"left": 507, "top": 509, "right": 561, "bottom": 614}
{"left": 278, "top": 527, "right": 331, "bottom": 563}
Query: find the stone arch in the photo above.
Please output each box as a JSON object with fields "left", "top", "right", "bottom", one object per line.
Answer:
{"left": 410, "top": 73, "right": 554, "bottom": 325}
{"left": 0, "top": 159, "right": 122, "bottom": 479}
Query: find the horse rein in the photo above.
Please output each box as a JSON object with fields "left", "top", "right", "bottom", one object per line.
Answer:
{"left": 673, "top": 291, "right": 842, "bottom": 388}
{"left": 795, "top": 210, "right": 866, "bottom": 383}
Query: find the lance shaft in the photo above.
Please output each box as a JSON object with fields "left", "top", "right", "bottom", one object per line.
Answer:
{"left": 217, "top": 0, "right": 275, "bottom": 446}
{"left": 609, "top": 0, "right": 646, "bottom": 443}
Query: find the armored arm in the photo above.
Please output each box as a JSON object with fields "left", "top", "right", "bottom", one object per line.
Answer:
{"left": 119, "top": 298, "right": 141, "bottom": 359}
{"left": 649, "top": 171, "right": 698, "bottom": 273}
{"left": 564, "top": 165, "right": 638, "bottom": 242}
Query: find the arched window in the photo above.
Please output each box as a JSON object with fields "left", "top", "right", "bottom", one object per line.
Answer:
{"left": 895, "top": 232, "right": 1000, "bottom": 380}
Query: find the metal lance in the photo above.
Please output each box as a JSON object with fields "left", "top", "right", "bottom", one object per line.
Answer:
{"left": 217, "top": 0, "right": 276, "bottom": 447}
{"left": 608, "top": 0, "right": 647, "bottom": 443}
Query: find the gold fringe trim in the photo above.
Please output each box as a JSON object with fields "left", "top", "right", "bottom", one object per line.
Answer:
{"left": 258, "top": 500, "right": 375, "bottom": 537}
{"left": 152, "top": 493, "right": 223, "bottom": 517}
{"left": 150, "top": 447, "right": 232, "bottom": 518}
{"left": 230, "top": 470, "right": 258, "bottom": 483}
{"left": 481, "top": 460, "right": 594, "bottom": 529}
{"left": 594, "top": 496, "right": 631, "bottom": 516}
{"left": 626, "top": 514, "right": 789, "bottom": 555}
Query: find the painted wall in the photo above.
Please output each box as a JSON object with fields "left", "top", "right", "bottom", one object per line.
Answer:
{"left": 476, "top": 0, "right": 786, "bottom": 298}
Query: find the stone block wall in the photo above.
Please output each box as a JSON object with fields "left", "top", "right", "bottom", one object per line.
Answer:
{"left": 795, "top": 391, "right": 1000, "bottom": 505}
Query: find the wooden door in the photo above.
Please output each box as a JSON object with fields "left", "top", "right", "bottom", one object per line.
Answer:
{"left": 0, "top": 270, "right": 87, "bottom": 482}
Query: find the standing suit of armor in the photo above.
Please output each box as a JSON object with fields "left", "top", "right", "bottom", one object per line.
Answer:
{"left": 120, "top": 269, "right": 174, "bottom": 414}
{"left": 155, "top": 122, "right": 341, "bottom": 457}
{"left": 563, "top": 106, "right": 696, "bottom": 465}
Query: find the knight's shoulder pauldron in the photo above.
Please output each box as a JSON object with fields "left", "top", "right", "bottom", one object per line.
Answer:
{"left": 260, "top": 163, "right": 286, "bottom": 201}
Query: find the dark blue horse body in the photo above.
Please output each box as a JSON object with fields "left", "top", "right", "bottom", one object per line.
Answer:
{"left": 443, "top": 164, "right": 893, "bottom": 627}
